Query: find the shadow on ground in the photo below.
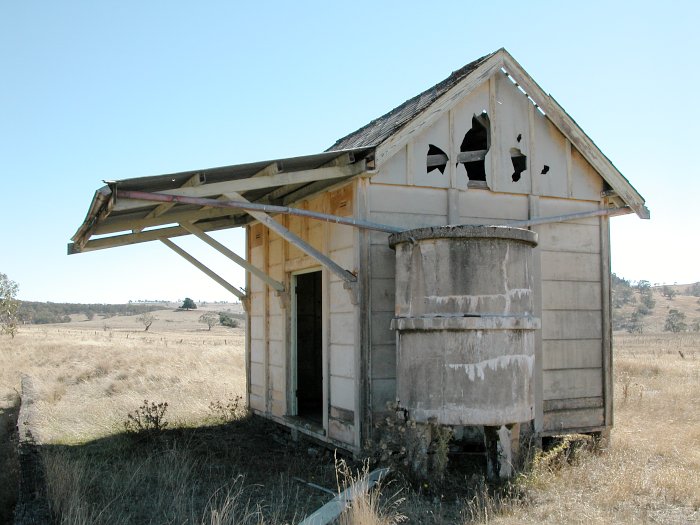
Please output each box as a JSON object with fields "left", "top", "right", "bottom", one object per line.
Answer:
{"left": 17, "top": 414, "right": 513, "bottom": 524}
{"left": 0, "top": 395, "right": 20, "bottom": 525}
{"left": 29, "top": 416, "right": 343, "bottom": 524}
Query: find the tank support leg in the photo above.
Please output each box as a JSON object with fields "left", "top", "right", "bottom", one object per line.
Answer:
{"left": 484, "top": 423, "right": 520, "bottom": 480}
{"left": 411, "top": 423, "right": 432, "bottom": 478}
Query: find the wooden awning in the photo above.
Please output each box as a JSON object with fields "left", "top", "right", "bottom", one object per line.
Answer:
{"left": 70, "top": 148, "right": 374, "bottom": 254}
{"left": 69, "top": 148, "right": 375, "bottom": 302}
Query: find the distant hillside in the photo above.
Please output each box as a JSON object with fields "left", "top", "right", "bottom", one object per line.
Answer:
{"left": 612, "top": 276, "right": 700, "bottom": 333}
{"left": 15, "top": 300, "right": 244, "bottom": 326}
{"left": 17, "top": 301, "right": 166, "bottom": 325}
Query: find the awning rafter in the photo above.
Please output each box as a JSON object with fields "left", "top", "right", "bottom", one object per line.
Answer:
{"left": 180, "top": 222, "right": 285, "bottom": 292}
{"left": 112, "top": 162, "right": 364, "bottom": 213}
{"left": 224, "top": 192, "right": 357, "bottom": 285}
{"left": 160, "top": 238, "right": 246, "bottom": 301}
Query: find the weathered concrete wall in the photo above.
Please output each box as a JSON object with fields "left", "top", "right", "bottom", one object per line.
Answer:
{"left": 390, "top": 226, "right": 539, "bottom": 426}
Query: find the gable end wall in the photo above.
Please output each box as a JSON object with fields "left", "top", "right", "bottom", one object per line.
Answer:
{"left": 366, "top": 70, "right": 610, "bottom": 436}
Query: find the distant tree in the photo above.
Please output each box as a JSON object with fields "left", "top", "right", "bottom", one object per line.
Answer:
{"left": 661, "top": 285, "right": 677, "bottom": 300}
{"left": 627, "top": 312, "right": 644, "bottom": 334}
{"left": 612, "top": 309, "right": 626, "bottom": 331}
{"left": 611, "top": 273, "right": 630, "bottom": 287}
{"left": 686, "top": 282, "right": 700, "bottom": 297}
{"left": 663, "top": 309, "right": 687, "bottom": 333}
{"left": 181, "top": 297, "right": 197, "bottom": 310}
{"left": 634, "top": 304, "right": 650, "bottom": 317}
{"left": 219, "top": 312, "right": 240, "bottom": 328}
{"left": 0, "top": 272, "right": 19, "bottom": 338}
{"left": 636, "top": 280, "right": 651, "bottom": 292}
{"left": 137, "top": 312, "right": 156, "bottom": 331}
{"left": 611, "top": 273, "right": 635, "bottom": 308}
{"left": 691, "top": 319, "right": 700, "bottom": 332}
{"left": 199, "top": 312, "right": 218, "bottom": 331}
{"left": 16, "top": 309, "right": 33, "bottom": 325}
{"left": 613, "top": 287, "right": 634, "bottom": 308}
{"left": 85, "top": 310, "right": 95, "bottom": 321}
{"left": 640, "top": 290, "right": 656, "bottom": 310}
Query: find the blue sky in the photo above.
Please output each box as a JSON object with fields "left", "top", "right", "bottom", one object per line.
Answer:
{"left": 1, "top": 1, "right": 698, "bottom": 303}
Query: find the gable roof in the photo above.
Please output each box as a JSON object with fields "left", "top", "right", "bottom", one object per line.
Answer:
{"left": 328, "top": 48, "right": 649, "bottom": 219}
{"left": 70, "top": 49, "right": 649, "bottom": 255}
{"left": 328, "top": 51, "right": 497, "bottom": 151}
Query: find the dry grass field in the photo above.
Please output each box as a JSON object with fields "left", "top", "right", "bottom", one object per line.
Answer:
{"left": 483, "top": 333, "right": 700, "bottom": 525}
{"left": 0, "top": 307, "right": 246, "bottom": 444}
{"left": 1, "top": 310, "right": 699, "bottom": 524}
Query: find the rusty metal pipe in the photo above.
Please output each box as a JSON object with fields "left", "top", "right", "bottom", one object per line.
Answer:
{"left": 116, "top": 190, "right": 403, "bottom": 234}
{"left": 505, "top": 206, "right": 632, "bottom": 228}
{"left": 117, "top": 190, "right": 631, "bottom": 235}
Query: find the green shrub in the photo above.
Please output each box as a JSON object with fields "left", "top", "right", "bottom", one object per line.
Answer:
{"left": 219, "top": 312, "right": 240, "bottom": 328}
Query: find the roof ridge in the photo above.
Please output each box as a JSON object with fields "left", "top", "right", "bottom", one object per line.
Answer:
{"left": 326, "top": 50, "right": 498, "bottom": 152}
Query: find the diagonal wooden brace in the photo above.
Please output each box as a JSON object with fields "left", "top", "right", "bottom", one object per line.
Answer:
{"left": 180, "top": 222, "right": 285, "bottom": 292}
{"left": 160, "top": 238, "right": 246, "bottom": 301}
{"left": 224, "top": 192, "right": 357, "bottom": 286}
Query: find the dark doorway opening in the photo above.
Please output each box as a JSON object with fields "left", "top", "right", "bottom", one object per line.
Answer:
{"left": 295, "top": 271, "right": 323, "bottom": 424}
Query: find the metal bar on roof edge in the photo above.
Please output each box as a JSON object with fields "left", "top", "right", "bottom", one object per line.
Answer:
{"left": 116, "top": 190, "right": 631, "bottom": 236}
{"left": 505, "top": 206, "right": 632, "bottom": 228}
{"left": 116, "top": 190, "right": 403, "bottom": 234}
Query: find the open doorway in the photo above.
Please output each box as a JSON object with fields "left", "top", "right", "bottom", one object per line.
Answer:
{"left": 293, "top": 270, "right": 323, "bottom": 424}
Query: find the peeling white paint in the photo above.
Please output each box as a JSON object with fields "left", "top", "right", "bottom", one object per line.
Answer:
{"left": 447, "top": 354, "right": 534, "bottom": 382}
{"left": 423, "top": 287, "right": 532, "bottom": 316}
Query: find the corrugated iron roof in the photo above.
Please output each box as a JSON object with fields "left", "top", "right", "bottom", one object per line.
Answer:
{"left": 70, "top": 148, "right": 373, "bottom": 253}
{"left": 327, "top": 51, "right": 496, "bottom": 151}
{"left": 109, "top": 150, "right": 369, "bottom": 192}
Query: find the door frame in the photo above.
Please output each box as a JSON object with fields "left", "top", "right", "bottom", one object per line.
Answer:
{"left": 289, "top": 267, "right": 327, "bottom": 429}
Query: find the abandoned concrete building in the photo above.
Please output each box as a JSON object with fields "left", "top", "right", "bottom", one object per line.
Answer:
{"left": 71, "top": 49, "right": 649, "bottom": 474}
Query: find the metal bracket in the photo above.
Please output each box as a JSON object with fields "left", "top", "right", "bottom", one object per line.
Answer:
{"left": 275, "top": 290, "right": 291, "bottom": 310}
{"left": 241, "top": 295, "right": 251, "bottom": 313}
{"left": 343, "top": 280, "right": 359, "bottom": 306}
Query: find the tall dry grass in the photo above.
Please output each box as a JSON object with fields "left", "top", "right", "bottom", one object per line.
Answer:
{"left": 474, "top": 332, "right": 700, "bottom": 525}
{"left": 336, "top": 459, "right": 406, "bottom": 525}
{"left": 0, "top": 316, "right": 245, "bottom": 444}
{"left": 2, "top": 318, "right": 699, "bottom": 524}
{"left": 41, "top": 434, "right": 298, "bottom": 525}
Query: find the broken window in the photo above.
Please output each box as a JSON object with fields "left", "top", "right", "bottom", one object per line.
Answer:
{"left": 459, "top": 112, "right": 490, "bottom": 183}
{"left": 510, "top": 148, "right": 527, "bottom": 182}
{"left": 426, "top": 144, "right": 448, "bottom": 174}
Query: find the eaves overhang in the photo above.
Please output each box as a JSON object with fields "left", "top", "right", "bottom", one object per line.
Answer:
{"left": 69, "top": 147, "right": 374, "bottom": 254}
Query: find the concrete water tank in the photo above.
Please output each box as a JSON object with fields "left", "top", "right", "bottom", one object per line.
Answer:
{"left": 389, "top": 225, "right": 539, "bottom": 427}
